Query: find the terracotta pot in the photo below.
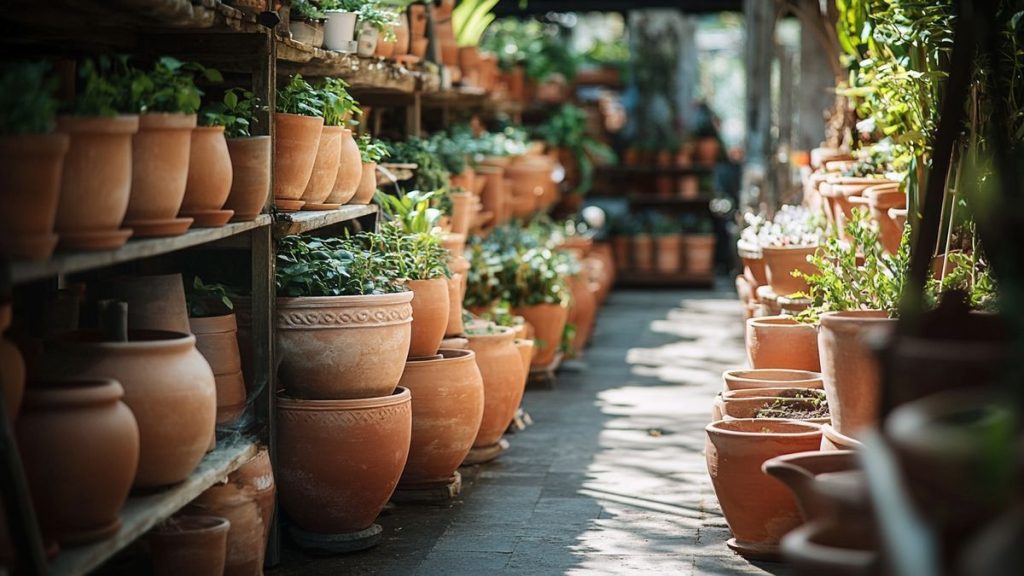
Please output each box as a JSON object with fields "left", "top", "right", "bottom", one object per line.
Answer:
{"left": 722, "top": 369, "right": 823, "bottom": 394}
{"left": 819, "top": 423, "right": 862, "bottom": 451}
{"left": 450, "top": 169, "right": 475, "bottom": 195}
{"left": 611, "top": 236, "right": 631, "bottom": 272}
{"left": 54, "top": 115, "right": 138, "bottom": 250}
{"left": 513, "top": 303, "right": 569, "bottom": 369}
{"left": 504, "top": 160, "right": 548, "bottom": 218}
{"left": 567, "top": 274, "right": 596, "bottom": 355}
{"left": 705, "top": 419, "right": 823, "bottom": 559}
{"left": 124, "top": 113, "right": 197, "bottom": 237}
{"left": 818, "top": 310, "right": 896, "bottom": 436}
{"left": 763, "top": 450, "right": 860, "bottom": 522}
{"left": 273, "top": 113, "right": 324, "bottom": 211}
{"left": 822, "top": 176, "right": 897, "bottom": 239}
{"left": 862, "top": 184, "right": 904, "bottom": 254}
{"left": 351, "top": 161, "right": 377, "bottom": 205}
{"left": 325, "top": 128, "right": 361, "bottom": 206}
{"left": 277, "top": 389, "right": 412, "bottom": 534}
{"left": 514, "top": 339, "right": 534, "bottom": 382}
{"left": 276, "top": 292, "right": 414, "bottom": 399}
{"left": 684, "top": 234, "right": 715, "bottom": 275}
{"left": 406, "top": 277, "right": 450, "bottom": 358}
{"left": 410, "top": 37, "right": 428, "bottom": 59}
{"left": 746, "top": 316, "right": 821, "bottom": 372}
{"left": 398, "top": 350, "right": 484, "bottom": 488}
{"left": 393, "top": 12, "right": 409, "bottom": 55}
{"left": 94, "top": 272, "right": 190, "bottom": 334}
{"left": 655, "top": 234, "right": 682, "bottom": 274}
{"left": 477, "top": 166, "right": 508, "bottom": 225}
{"left": 180, "top": 126, "right": 234, "bottom": 227}
{"left": 0, "top": 133, "right": 69, "bottom": 259}
{"left": 445, "top": 270, "right": 466, "bottom": 338}
{"left": 695, "top": 136, "right": 720, "bottom": 165}
{"left": 16, "top": 379, "right": 138, "bottom": 544}
{"left": 299, "top": 125, "right": 343, "bottom": 209}
{"left": 408, "top": 4, "right": 426, "bottom": 38}
{"left": 465, "top": 327, "right": 525, "bottom": 450}
{"left": 632, "top": 234, "right": 653, "bottom": 273}
{"left": 762, "top": 245, "right": 818, "bottom": 297}
{"left": 719, "top": 390, "right": 831, "bottom": 425}
{"left": 224, "top": 136, "right": 271, "bottom": 222}
{"left": 41, "top": 330, "right": 216, "bottom": 488}
{"left": 189, "top": 313, "right": 247, "bottom": 424}
{"left": 1, "top": 305, "right": 25, "bottom": 422}
{"left": 149, "top": 515, "right": 230, "bottom": 576}
{"left": 449, "top": 191, "right": 472, "bottom": 236}
{"left": 375, "top": 36, "right": 396, "bottom": 58}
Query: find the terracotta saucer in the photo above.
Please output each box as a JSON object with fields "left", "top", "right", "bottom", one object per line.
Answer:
{"left": 461, "top": 437, "right": 509, "bottom": 466}
{"left": 301, "top": 202, "right": 342, "bottom": 211}
{"left": 180, "top": 209, "right": 234, "bottom": 228}
{"left": 57, "top": 228, "right": 133, "bottom": 251}
{"left": 288, "top": 523, "right": 382, "bottom": 554}
{"left": 229, "top": 211, "right": 262, "bottom": 223}
{"left": 122, "top": 217, "right": 194, "bottom": 238}
{"left": 274, "top": 198, "right": 305, "bottom": 212}
{"left": 1, "top": 232, "right": 59, "bottom": 261}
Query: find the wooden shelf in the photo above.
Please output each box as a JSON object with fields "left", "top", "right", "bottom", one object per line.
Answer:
{"left": 615, "top": 271, "right": 715, "bottom": 288}
{"left": 48, "top": 438, "right": 258, "bottom": 576}
{"left": 273, "top": 205, "right": 378, "bottom": 236}
{"left": 421, "top": 87, "right": 489, "bottom": 107}
{"left": 9, "top": 215, "right": 271, "bottom": 285}
{"left": 276, "top": 38, "right": 419, "bottom": 96}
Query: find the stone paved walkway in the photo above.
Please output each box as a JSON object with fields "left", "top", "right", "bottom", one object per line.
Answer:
{"left": 272, "top": 288, "right": 791, "bottom": 575}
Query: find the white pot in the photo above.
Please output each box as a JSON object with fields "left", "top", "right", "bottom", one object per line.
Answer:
{"left": 357, "top": 23, "right": 379, "bottom": 57}
{"left": 324, "top": 10, "right": 358, "bottom": 51}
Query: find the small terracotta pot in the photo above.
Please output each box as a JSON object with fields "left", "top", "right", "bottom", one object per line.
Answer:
{"left": 299, "top": 125, "right": 343, "bottom": 209}
{"left": 325, "top": 128, "right": 361, "bottom": 206}
{"left": 762, "top": 450, "right": 860, "bottom": 522}
{"left": 695, "top": 136, "right": 720, "bottom": 165}
{"left": 351, "top": 161, "right": 377, "bottom": 205}
{"left": 567, "top": 274, "right": 596, "bottom": 355}
{"left": 125, "top": 113, "right": 198, "bottom": 237}
{"left": 407, "top": 277, "right": 450, "bottom": 358}
{"left": 746, "top": 316, "right": 821, "bottom": 372}
{"left": 273, "top": 113, "right": 324, "bottom": 211}
{"left": 0, "top": 133, "right": 69, "bottom": 260}
{"left": 465, "top": 327, "right": 525, "bottom": 450}
{"left": 224, "top": 136, "right": 271, "bottom": 222}
{"left": 655, "top": 234, "right": 682, "bottom": 274}
{"left": 514, "top": 303, "right": 569, "bottom": 369}
{"left": 632, "top": 234, "right": 653, "bottom": 273}
{"left": 1, "top": 304, "right": 25, "bottom": 422}
{"left": 277, "top": 389, "right": 412, "bottom": 534}
{"left": 819, "top": 423, "right": 862, "bottom": 451}
{"left": 276, "top": 292, "right": 414, "bottom": 399}
{"left": 410, "top": 37, "right": 428, "bottom": 59}
{"left": 94, "top": 272, "right": 190, "bottom": 334}
{"left": 762, "top": 245, "right": 818, "bottom": 297}
{"left": 375, "top": 35, "right": 396, "bottom": 58}
{"left": 449, "top": 191, "right": 472, "bottom": 236}
{"left": 683, "top": 234, "right": 715, "bottom": 275}
{"left": 189, "top": 313, "right": 246, "bottom": 424}
{"left": 180, "top": 126, "right": 234, "bottom": 227}
{"left": 722, "top": 369, "right": 823, "bottom": 394}
{"left": 16, "top": 379, "right": 139, "bottom": 545}
{"left": 149, "top": 515, "right": 231, "bottom": 576}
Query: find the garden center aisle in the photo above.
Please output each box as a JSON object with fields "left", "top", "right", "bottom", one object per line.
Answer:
{"left": 273, "top": 288, "right": 789, "bottom": 576}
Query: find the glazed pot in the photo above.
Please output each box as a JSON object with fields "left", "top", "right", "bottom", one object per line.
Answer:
{"left": 324, "top": 128, "right": 361, "bottom": 206}
{"left": 277, "top": 389, "right": 411, "bottom": 534}
{"left": 655, "top": 234, "right": 682, "bottom": 274}
{"left": 299, "top": 125, "right": 343, "bottom": 209}
{"left": 567, "top": 274, "right": 596, "bottom": 355}
{"left": 818, "top": 310, "right": 896, "bottom": 436}
{"left": 1, "top": 304, "right": 25, "bottom": 422}
{"left": 124, "top": 113, "right": 198, "bottom": 237}
{"left": 273, "top": 113, "right": 324, "bottom": 212}
{"left": 351, "top": 161, "right": 377, "bottom": 205}
{"left": 449, "top": 191, "right": 472, "bottom": 236}
{"left": 149, "top": 515, "right": 231, "bottom": 576}
{"left": 324, "top": 10, "right": 357, "bottom": 50}
{"left": 41, "top": 330, "right": 217, "bottom": 488}
{"left": 406, "top": 278, "right": 450, "bottom": 358}
{"left": 16, "top": 379, "right": 139, "bottom": 544}
{"left": 514, "top": 303, "right": 569, "bottom": 369}
{"left": 398, "top": 350, "right": 484, "bottom": 488}
{"left": 684, "top": 234, "right": 715, "bottom": 275}
{"left": 223, "top": 136, "right": 271, "bottom": 222}
{"left": 746, "top": 316, "right": 821, "bottom": 372}
{"left": 0, "top": 133, "right": 69, "bottom": 260}
{"left": 180, "top": 126, "right": 234, "bottom": 227}
{"left": 276, "top": 292, "right": 413, "bottom": 399}
{"left": 819, "top": 423, "right": 862, "bottom": 451}
{"left": 762, "top": 450, "right": 860, "bottom": 522}
{"left": 781, "top": 521, "right": 879, "bottom": 576}
{"left": 94, "top": 273, "right": 190, "bottom": 334}
{"left": 762, "top": 245, "right": 818, "bottom": 297}
{"left": 465, "top": 327, "right": 525, "bottom": 450}
{"left": 189, "top": 313, "right": 247, "bottom": 424}
{"left": 705, "top": 419, "right": 823, "bottom": 559}
{"left": 632, "top": 234, "right": 653, "bottom": 273}
{"left": 54, "top": 115, "right": 138, "bottom": 250}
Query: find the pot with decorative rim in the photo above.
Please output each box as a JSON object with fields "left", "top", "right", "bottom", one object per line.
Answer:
{"left": 180, "top": 125, "right": 234, "bottom": 227}
{"left": 464, "top": 327, "right": 525, "bottom": 461}
{"left": 746, "top": 316, "right": 821, "bottom": 372}
{"left": 224, "top": 136, "right": 271, "bottom": 222}
{"left": 149, "top": 515, "right": 230, "bottom": 576}
{"left": 124, "top": 113, "right": 198, "bottom": 237}
{"left": 406, "top": 278, "right": 450, "bottom": 358}
{"left": 722, "top": 369, "right": 823, "bottom": 394}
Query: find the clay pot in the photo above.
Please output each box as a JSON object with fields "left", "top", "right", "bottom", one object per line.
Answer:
{"left": 695, "top": 136, "right": 720, "bottom": 165}
{"left": 54, "top": 115, "right": 138, "bottom": 250}
{"left": 94, "top": 273, "right": 190, "bottom": 334}
{"left": 781, "top": 520, "right": 879, "bottom": 576}
{"left": 818, "top": 310, "right": 896, "bottom": 436}
{"left": 705, "top": 419, "right": 823, "bottom": 559}
{"left": 398, "top": 350, "right": 484, "bottom": 488}
{"left": 0, "top": 133, "right": 69, "bottom": 260}
{"left": 632, "top": 234, "right": 653, "bottom": 273}
{"left": 746, "top": 316, "right": 821, "bottom": 372}
{"left": 762, "top": 245, "right": 818, "bottom": 297}
{"left": 860, "top": 184, "right": 904, "bottom": 254}
{"left": 477, "top": 166, "right": 507, "bottom": 225}
{"left": 505, "top": 159, "right": 549, "bottom": 218}
{"left": 444, "top": 267, "right": 466, "bottom": 338}
{"left": 722, "top": 368, "right": 823, "bottom": 394}
{"left": 449, "top": 191, "right": 472, "bottom": 236}
{"left": 180, "top": 126, "right": 234, "bottom": 227}
{"left": 406, "top": 278, "right": 450, "bottom": 358}
{"left": 762, "top": 450, "right": 860, "bottom": 522}
{"left": 375, "top": 35, "right": 396, "bottom": 58}
{"left": 567, "top": 274, "right": 596, "bottom": 355}
{"left": 41, "top": 330, "right": 217, "bottom": 488}
{"left": 450, "top": 170, "right": 475, "bottom": 195}
{"left": 719, "top": 389, "right": 830, "bottom": 425}
{"left": 393, "top": 12, "right": 409, "bottom": 55}
{"left": 277, "top": 389, "right": 412, "bottom": 534}
{"left": 273, "top": 113, "right": 324, "bottom": 212}
{"left": 16, "top": 379, "right": 139, "bottom": 544}
{"left": 738, "top": 241, "right": 768, "bottom": 288}
{"left": 683, "top": 234, "right": 715, "bottom": 275}
{"left": 819, "top": 423, "right": 862, "bottom": 451}
{"left": 465, "top": 327, "right": 525, "bottom": 450}
{"left": 459, "top": 46, "right": 481, "bottom": 85}
{"left": 351, "top": 161, "right": 377, "bottom": 205}
{"left": 1, "top": 305, "right": 25, "bottom": 422}
{"left": 299, "top": 125, "right": 343, "bottom": 209}
{"left": 224, "top": 136, "right": 271, "bottom": 222}
{"left": 189, "top": 314, "right": 246, "bottom": 424}
{"left": 408, "top": 4, "right": 426, "bottom": 39}
{"left": 410, "top": 37, "right": 428, "bottom": 59}
{"left": 612, "top": 236, "right": 631, "bottom": 272}
{"left": 822, "top": 177, "right": 897, "bottom": 239}
{"left": 655, "top": 234, "right": 682, "bottom": 274}
{"left": 514, "top": 303, "right": 569, "bottom": 369}
{"left": 149, "top": 515, "right": 230, "bottom": 576}
{"left": 276, "top": 292, "right": 414, "bottom": 399}
{"left": 325, "top": 128, "right": 361, "bottom": 206}
{"left": 124, "top": 113, "right": 198, "bottom": 237}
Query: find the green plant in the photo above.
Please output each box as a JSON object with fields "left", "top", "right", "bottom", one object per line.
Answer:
{"left": 290, "top": 0, "right": 327, "bottom": 21}
{"left": 0, "top": 61, "right": 58, "bottom": 135}
{"left": 357, "top": 133, "right": 390, "bottom": 163}
{"left": 927, "top": 248, "right": 998, "bottom": 312}
{"left": 533, "top": 104, "right": 616, "bottom": 195}
{"left": 465, "top": 221, "right": 574, "bottom": 309}
{"left": 428, "top": 133, "right": 468, "bottom": 175}
{"left": 482, "top": 18, "right": 577, "bottom": 80}
{"left": 351, "top": 222, "right": 451, "bottom": 281}
{"left": 386, "top": 137, "right": 450, "bottom": 191}
{"left": 452, "top": 0, "right": 499, "bottom": 47}
{"left": 649, "top": 214, "right": 680, "bottom": 237}
{"left": 186, "top": 276, "right": 236, "bottom": 318}
{"left": 275, "top": 234, "right": 407, "bottom": 297}
{"left": 276, "top": 74, "right": 324, "bottom": 117}
{"left": 375, "top": 189, "right": 444, "bottom": 234}
{"left": 319, "top": 0, "right": 362, "bottom": 10}
{"left": 68, "top": 56, "right": 136, "bottom": 117}
{"left": 130, "top": 57, "right": 220, "bottom": 114}
{"left": 319, "top": 77, "right": 361, "bottom": 127}
{"left": 357, "top": 1, "right": 399, "bottom": 41}
{"left": 200, "top": 88, "right": 263, "bottom": 138}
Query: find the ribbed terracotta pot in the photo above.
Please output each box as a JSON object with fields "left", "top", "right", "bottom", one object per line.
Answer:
{"left": 406, "top": 278, "right": 450, "bottom": 358}
{"left": 94, "top": 272, "right": 190, "bottom": 334}
{"left": 124, "top": 113, "right": 197, "bottom": 237}
{"left": 299, "top": 125, "right": 343, "bottom": 209}
{"left": 324, "top": 128, "right": 361, "bottom": 206}
{"left": 684, "top": 234, "right": 715, "bottom": 275}
{"left": 273, "top": 113, "right": 324, "bottom": 211}
{"left": 465, "top": 327, "right": 525, "bottom": 450}
{"left": 351, "top": 161, "right": 377, "bottom": 205}
{"left": 514, "top": 303, "right": 569, "bottom": 369}
{"left": 762, "top": 245, "right": 818, "bottom": 297}
{"left": 746, "top": 316, "right": 821, "bottom": 372}
{"left": 277, "top": 389, "right": 411, "bottom": 534}
{"left": 1, "top": 304, "right": 25, "bottom": 422}
{"left": 276, "top": 292, "right": 413, "bottom": 399}
{"left": 16, "top": 379, "right": 139, "bottom": 544}
{"left": 632, "top": 234, "right": 653, "bottom": 273}
{"left": 224, "top": 136, "right": 271, "bottom": 222}
{"left": 54, "top": 115, "right": 138, "bottom": 250}
{"left": 705, "top": 419, "right": 823, "bottom": 559}
{"left": 655, "top": 234, "right": 682, "bottom": 274}
{"left": 0, "top": 133, "right": 69, "bottom": 260}
{"left": 180, "top": 125, "right": 234, "bottom": 227}
{"left": 189, "top": 313, "right": 247, "bottom": 424}
{"left": 398, "top": 350, "right": 484, "bottom": 488}
{"left": 149, "top": 515, "right": 230, "bottom": 576}
{"left": 40, "top": 330, "right": 216, "bottom": 488}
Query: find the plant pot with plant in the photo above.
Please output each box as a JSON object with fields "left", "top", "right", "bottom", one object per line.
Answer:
{"left": 352, "top": 133, "right": 389, "bottom": 204}
{"left": 743, "top": 205, "right": 825, "bottom": 297}
{"left": 356, "top": 2, "right": 398, "bottom": 58}
{"left": 319, "top": 0, "right": 358, "bottom": 51}
{"left": 206, "top": 89, "right": 272, "bottom": 223}
{"left": 463, "top": 324, "right": 524, "bottom": 465}
{"left": 183, "top": 90, "right": 248, "bottom": 228}
{"left": 297, "top": 80, "right": 348, "bottom": 210}
{"left": 317, "top": 78, "right": 363, "bottom": 208}
{"left": 746, "top": 315, "right": 821, "bottom": 372}
{"left": 288, "top": 0, "right": 327, "bottom": 48}
{"left": 274, "top": 75, "right": 325, "bottom": 212}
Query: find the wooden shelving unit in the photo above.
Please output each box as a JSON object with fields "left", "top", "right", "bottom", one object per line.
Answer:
{"left": 273, "top": 205, "right": 379, "bottom": 236}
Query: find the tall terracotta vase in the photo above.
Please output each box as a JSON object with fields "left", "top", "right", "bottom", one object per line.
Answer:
{"left": 762, "top": 245, "right": 818, "bottom": 297}
{"left": 465, "top": 327, "right": 525, "bottom": 460}
{"left": 299, "top": 125, "right": 343, "bottom": 210}
{"left": 323, "top": 128, "right": 361, "bottom": 207}
{"left": 149, "top": 516, "right": 230, "bottom": 576}
{"left": 224, "top": 136, "right": 271, "bottom": 222}
{"left": 273, "top": 113, "right": 324, "bottom": 212}
{"left": 351, "top": 161, "right": 377, "bottom": 205}
{"left": 406, "top": 277, "right": 450, "bottom": 358}
{"left": 514, "top": 303, "right": 569, "bottom": 369}
{"left": 746, "top": 316, "right": 821, "bottom": 372}
{"left": 124, "top": 113, "right": 198, "bottom": 237}
{"left": 0, "top": 132, "right": 69, "bottom": 260}
{"left": 1, "top": 304, "right": 25, "bottom": 422}
{"left": 180, "top": 125, "right": 234, "bottom": 227}
{"left": 190, "top": 313, "right": 247, "bottom": 424}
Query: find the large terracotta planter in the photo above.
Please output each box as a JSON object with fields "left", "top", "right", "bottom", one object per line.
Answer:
{"left": 149, "top": 515, "right": 230, "bottom": 576}
{"left": 277, "top": 389, "right": 411, "bottom": 536}
{"left": 465, "top": 327, "right": 525, "bottom": 451}
{"left": 299, "top": 125, "right": 343, "bottom": 209}
{"left": 0, "top": 133, "right": 69, "bottom": 260}
{"left": 276, "top": 292, "right": 413, "bottom": 399}
{"left": 351, "top": 161, "right": 377, "bottom": 205}
{"left": 224, "top": 136, "right": 271, "bottom": 222}
{"left": 190, "top": 313, "right": 247, "bottom": 424}
{"left": 54, "top": 115, "right": 138, "bottom": 250}
{"left": 406, "top": 278, "right": 450, "bottom": 358}
{"left": 41, "top": 330, "right": 216, "bottom": 488}
{"left": 818, "top": 310, "right": 896, "bottom": 436}
{"left": 180, "top": 126, "right": 234, "bottom": 227}
{"left": 273, "top": 113, "right": 324, "bottom": 212}
{"left": 683, "top": 234, "right": 715, "bottom": 275}
{"left": 762, "top": 245, "right": 818, "bottom": 297}
{"left": 1, "top": 304, "right": 25, "bottom": 422}
{"left": 124, "top": 113, "right": 198, "bottom": 237}
{"left": 655, "top": 234, "right": 682, "bottom": 274}
{"left": 722, "top": 369, "right": 823, "bottom": 393}
{"left": 94, "top": 272, "right": 190, "bottom": 334}
{"left": 632, "top": 234, "right": 653, "bottom": 273}
{"left": 746, "top": 316, "right": 821, "bottom": 372}
{"left": 398, "top": 350, "right": 484, "bottom": 488}
{"left": 514, "top": 303, "right": 569, "bottom": 369}
{"left": 324, "top": 128, "right": 361, "bottom": 207}
{"left": 705, "top": 419, "right": 823, "bottom": 559}
{"left": 16, "top": 379, "right": 139, "bottom": 544}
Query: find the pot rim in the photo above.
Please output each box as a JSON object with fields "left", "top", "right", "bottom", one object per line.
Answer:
{"left": 818, "top": 310, "right": 895, "bottom": 328}
{"left": 188, "top": 312, "right": 237, "bottom": 334}
{"left": 226, "top": 134, "right": 272, "bottom": 142}
{"left": 404, "top": 348, "right": 475, "bottom": 366}
{"left": 761, "top": 244, "right": 819, "bottom": 254}
{"left": 192, "top": 125, "right": 225, "bottom": 134}
{"left": 820, "top": 423, "right": 863, "bottom": 448}
{"left": 138, "top": 112, "right": 198, "bottom": 130}
{"left": 723, "top": 369, "right": 823, "bottom": 385}
{"left": 465, "top": 325, "right": 516, "bottom": 340}
{"left": 747, "top": 315, "right": 814, "bottom": 329}
{"left": 276, "top": 291, "right": 413, "bottom": 308}
{"left": 153, "top": 515, "right": 231, "bottom": 535}
{"left": 707, "top": 418, "right": 823, "bottom": 438}
{"left": 273, "top": 112, "right": 326, "bottom": 124}
{"left": 278, "top": 386, "right": 411, "bottom": 411}
{"left": 723, "top": 387, "right": 828, "bottom": 401}
{"left": 23, "top": 379, "right": 124, "bottom": 408}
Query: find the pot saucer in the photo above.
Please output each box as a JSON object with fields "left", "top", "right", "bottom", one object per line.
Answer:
{"left": 1, "top": 231, "right": 59, "bottom": 261}
{"left": 726, "top": 537, "right": 781, "bottom": 561}
{"left": 58, "top": 228, "right": 133, "bottom": 251}
{"left": 122, "top": 217, "right": 193, "bottom": 238}
{"left": 229, "top": 212, "right": 261, "bottom": 223}
{"left": 461, "top": 438, "right": 509, "bottom": 466}
{"left": 287, "top": 523, "right": 382, "bottom": 554}
{"left": 180, "top": 209, "right": 234, "bottom": 228}
{"left": 301, "top": 202, "right": 342, "bottom": 211}
{"left": 393, "top": 471, "right": 462, "bottom": 503}
{"left": 274, "top": 198, "right": 305, "bottom": 212}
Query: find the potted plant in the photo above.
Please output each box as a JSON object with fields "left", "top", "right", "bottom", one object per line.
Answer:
{"left": 452, "top": 0, "right": 499, "bottom": 86}
{"left": 463, "top": 323, "right": 524, "bottom": 465}
{"left": 183, "top": 89, "right": 242, "bottom": 228}
{"left": 356, "top": 1, "right": 398, "bottom": 58}
{"left": 186, "top": 277, "right": 246, "bottom": 425}
{"left": 320, "top": 0, "right": 359, "bottom": 51}
{"left": 203, "top": 88, "right": 272, "bottom": 223}
{"left": 288, "top": 0, "right": 327, "bottom": 48}
{"left": 650, "top": 214, "right": 682, "bottom": 274}
{"left": 745, "top": 315, "right": 821, "bottom": 372}
{"left": 297, "top": 80, "right": 348, "bottom": 211}
{"left": 318, "top": 78, "right": 363, "bottom": 208}
{"left": 274, "top": 74, "right": 325, "bottom": 212}
{"left": 741, "top": 205, "right": 825, "bottom": 297}
{"left": 352, "top": 133, "right": 389, "bottom": 204}
{"left": 533, "top": 104, "right": 616, "bottom": 202}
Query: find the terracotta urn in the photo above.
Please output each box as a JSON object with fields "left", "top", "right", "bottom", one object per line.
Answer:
{"left": 705, "top": 419, "right": 823, "bottom": 559}
{"left": 398, "top": 350, "right": 484, "bottom": 489}
{"left": 224, "top": 136, "right": 271, "bottom": 222}
{"left": 275, "top": 292, "right": 413, "bottom": 399}
{"left": 277, "top": 389, "right": 411, "bottom": 536}
{"left": 465, "top": 327, "right": 525, "bottom": 454}
{"left": 746, "top": 316, "right": 821, "bottom": 372}
{"left": 761, "top": 245, "right": 818, "bottom": 297}
{"left": 149, "top": 515, "right": 231, "bottom": 576}
{"left": 514, "top": 303, "right": 569, "bottom": 369}
{"left": 324, "top": 128, "right": 361, "bottom": 206}
{"left": 351, "top": 161, "right": 377, "bottom": 205}
{"left": 54, "top": 115, "right": 138, "bottom": 250}
{"left": 632, "top": 234, "right": 654, "bottom": 273}
{"left": 567, "top": 274, "right": 596, "bottom": 355}
{"left": 41, "top": 330, "right": 217, "bottom": 488}
{"left": 406, "top": 277, "right": 450, "bottom": 358}
{"left": 189, "top": 313, "right": 247, "bottom": 424}
{"left": 655, "top": 234, "right": 682, "bottom": 274}
{"left": 124, "top": 113, "right": 198, "bottom": 237}
{"left": 273, "top": 113, "right": 324, "bottom": 212}
{"left": 299, "top": 125, "right": 343, "bottom": 210}
{"left": 1, "top": 304, "right": 25, "bottom": 422}
{"left": 94, "top": 272, "right": 190, "bottom": 334}
{"left": 180, "top": 125, "right": 234, "bottom": 227}
{"left": 0, "top": 132, "right": 69, "bottom": 260}
{"left": 684, "top": 234, "right": 716, "bottom": 275}
{"left": 16, "top": 379, "right": 139, "bottom": 544}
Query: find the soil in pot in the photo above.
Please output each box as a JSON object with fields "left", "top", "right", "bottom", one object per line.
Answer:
{"left": 762, "top": 245, "right": 818, "bottom": 297}
{"left": 224, "top": 136, "right": 271, "bottom": 222}
{"left": 299, "top": 125, "right": 343, "bottom": 209}
{"left": 180, "top": 126, "right": 234, "bottom": 227}
{"left": 124, "top": 113, "right": 198, "bottom": 237}
{"left": 189, "top": 313, "right": 247, "bottom": 424}
{"left": 273, "top": 113, "right": 324, "bottom": 211}
{"left": 407, "top": 278, "right": 450, "bottom": 358}
{"left": 465, "top": 327, "right": 525, "bottom": 455}
{"left": 0, "top": 132, "right": 69, "bottom": 260}
{"left": 149, "top": 515, "right": 230, "bottom": 576}
{"left": 746, "top": 316, "right": 821, "bottom": 372}
{"left": 513, "top": 303, "right": 569, "bottom": 370}
{"left": 351, "top": 161, "right": 377, "bottom": 205}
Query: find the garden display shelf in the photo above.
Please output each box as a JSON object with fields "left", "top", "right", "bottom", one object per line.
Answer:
{"left": 273, "top": 205, "right": 379, "bottom": 236}
{"left": 276, "top": 37, "right": 421, "bottom": 96}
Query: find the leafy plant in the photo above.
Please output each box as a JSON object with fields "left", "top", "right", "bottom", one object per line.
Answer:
{"left": 187, "top": 276, "right": 236, "bottom": 318}
{"left": 200, "top": 88, "right": 263, "bottom": 138}
{"left": 290, "top": 0, "right": 327, "bottom": 21}
{"left": 648, "top": 214, "right": 680, "bottom": 237}
{"left": 68, "top": 56, "right": 137, "bottom": 117}
{"left": 482, "top": 18, "right": 578, "bottom": 80}
{"left": 533, "top": 104, "right": 616, "bottom": 195}
{"left": 357, "top": 1, "right": 399, "bottom": 41}
{"left": 386, "top": 137, "right": 450, "bottom": 191}
{"left": 351, "top": 222, "right": 451, "bottom": 281}
{"left": 275, "top": 234, "right": 407, "bottom": 297}
{"left": 357, "top": 133, "right": 390, "bottom": 163}
{"left": 375, "top": 189, "right": 444, "bottom": 234}
{"left": 452, "top": 0, "right": 499, "bottom": 47}
{"left": 276, "top": 74, "right": 324, "bottom": 117}
{"left": 0, "top": 61, "right": 58, "bottom": 134}
{"left": 465, "top": 221, "right": 574, "bottom": 309}
{"left": 927, "top": 248, "right": 998, "bottom": 312}
{"left": 319, "top": 77, "right": 361, "bottom": 127}
{"left": 130, "top": 57, "right": 221, "bottom": 114}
